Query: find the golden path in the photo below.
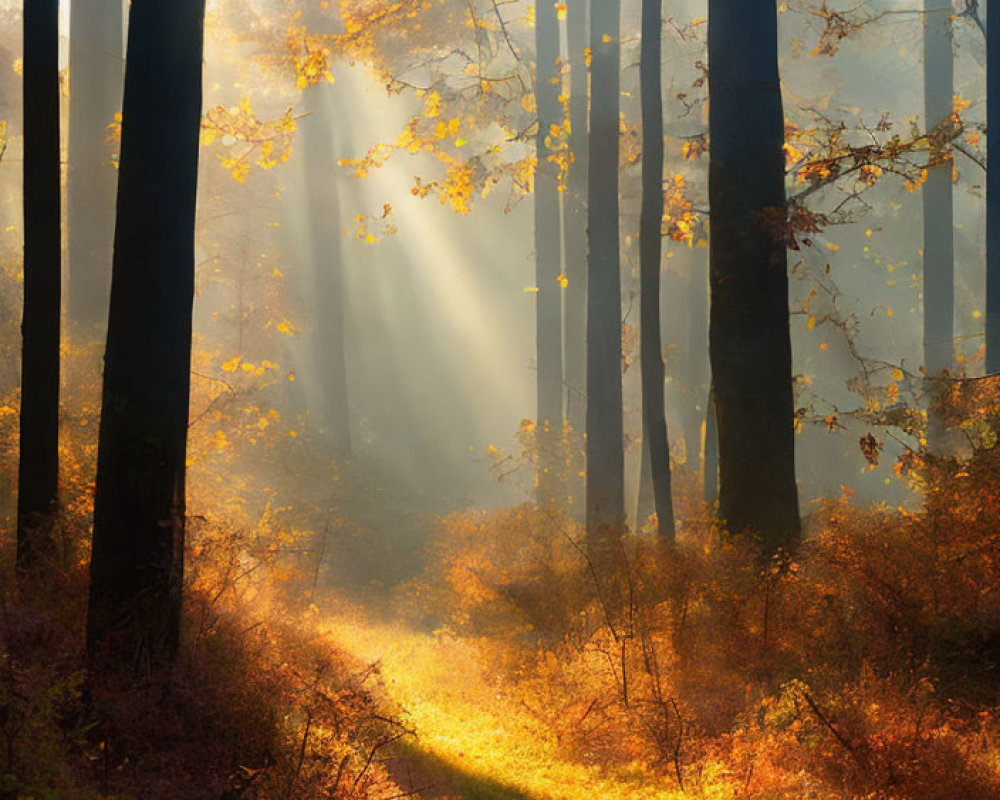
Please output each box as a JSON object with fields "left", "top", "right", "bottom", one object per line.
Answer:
{"left": 320, "top": 615, "right": 692, "bottom": 800}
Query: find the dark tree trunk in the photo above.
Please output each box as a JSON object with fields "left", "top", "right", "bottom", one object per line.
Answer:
{"left": 921, "top": 0, "right": 953, "bottom": 443}
{"left": 564, "top": 0, "right": 589, "bottom": 514}
{"left": 68, "top": 0, "right": 124, "bottom": 332}
{"left": 304, "top": 82, "right": 351, "bottom": 456}
{"left": 586, "top": 0, "right": 625, "bottom": 548}
{"left": 87, "top": 0, "right": 206, "bottom": 673}
{"left": 708, "top": 0, "right": 799, "bottom": 555}
{"left": 17, "top": 0, "right": 62, "bottom": 575}
{"left": 988, "top": 0, "right": 1000, "bottom": 373}
{"left": 639, "top": 0, "right": 675, "bottom": 541}
{"left": 535, "top": 0, "right": 564, "bottom": 507}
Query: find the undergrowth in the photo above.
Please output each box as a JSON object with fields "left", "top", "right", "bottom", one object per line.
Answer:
{"left": 401, "top": 408, "right": 1000, "bottom": 800}
{"left": 0, "top": 533, "right": 407, "bottom": 800}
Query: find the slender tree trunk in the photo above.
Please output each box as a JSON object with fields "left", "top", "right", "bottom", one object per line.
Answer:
{"left": 564, "top": 0, "right": 589, "bottom": 513}
{"left": 304, "top": 82, "right": 351, "bottom": 456}
{"left": 684, "top": 251, "right": 709, "bottom": 475}
{"left": 586, "top": 0, "right": 625, "bottom": 548}
{"left": 535, "top": 0, "right": 564, "bottom": 507}
{"left": 236, "top": 218, "right": 250, "bottom": 354}
{"left": 988, "top": 0, "right": 1000, "bottom": 373}
{"left": 702, "top": 380, "right": 718, "bottom": 504}
{"left": 922, "top": 0, "right": 954, "bottom": 442}
{"left": 87, "top": 0, "right": 206, "bottom": 673}
{"left": 17, "top": 0, "right": 62, "bottom": 576}
{"left": 639, "top": 0, "right": 674, "bottom": 541}
{"left": 68, "top": 0, "right": 124, "bottom": 332}
{"left": 708, "top": 0, "right": 799, "bottom": 555}
{"left": 636, "top": 435, "right": 654, "bottom": 527}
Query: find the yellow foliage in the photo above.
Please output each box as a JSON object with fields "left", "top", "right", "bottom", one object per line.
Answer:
{"left": 905, "top": 168, "right": 928, "bottom": 193}
{"left": 202, "top": 99, "right": 298, "bottom": 182}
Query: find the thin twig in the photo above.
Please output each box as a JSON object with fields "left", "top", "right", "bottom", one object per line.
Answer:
{"left": 801, "top": 691, "right": 868, "bottom": 774}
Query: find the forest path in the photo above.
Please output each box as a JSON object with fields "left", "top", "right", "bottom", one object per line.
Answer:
{"left": 320, "top": 614, "right": 685, "bottom": 800}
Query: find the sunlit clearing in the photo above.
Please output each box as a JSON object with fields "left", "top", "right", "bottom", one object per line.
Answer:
{"left": 320, "top": 613, "right": 689, "bottom": 800}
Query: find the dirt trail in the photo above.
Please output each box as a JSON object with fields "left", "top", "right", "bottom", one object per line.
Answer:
{"left": 320, "top": 614, "right": 687, "bottom": 800}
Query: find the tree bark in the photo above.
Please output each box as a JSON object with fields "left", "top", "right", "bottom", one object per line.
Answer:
{"left": 87, "top": 0, "right": 206, "bottom": 673}
{"left": 922, "top": 0, "right": 954, "bottom": 443}
{"left": 564, "top": 0, "right": 589, "bottom": 515}
{"left": 708, "top": 0, "right": 799, "bottom": 555}
{"left": 988, "top": 0, "right": 1000, "bottom": 373}
{"left": 586, "top": 0, "right": 625, "bottom": 548}
{"left": 535, "top": 0, "right": 564, "bottom": 507}
{"left": 67, "top": 0, "right": 124, "bottom": 332}
{"left": 304, "top": 82, "right": 351, "bottom": 456}
{"left": 639, "top": 0, "right": 675, "bottom": 541}
{"left": 17, "top": 0, "right": 62, "bottom": 576}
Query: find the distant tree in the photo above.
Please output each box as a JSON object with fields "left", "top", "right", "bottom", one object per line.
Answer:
{"left": 586, "top": 0, "right": 625, "bottom": 547}
{"left": 17, "top": 0, "right": 61, "bottom": 575}
{"left": 922, "top": 0, "right": 954, "bottom": 442}
{"left": 985, "top": 0, "right": 999, "bottom": 373}
{"left": 708, "top": 0, "right": 799, "bottom": 555}
{"left": 683, "top": 250, "right": 710, "bottom": 492}
{"left": 639, "top": 0, "right": 675, "bottom": 541}
{"left": 564, "top": 0, "right": 589, "bottom": 498}
{"left": 702, "top": 379, "right": 718, "bottom": 504}
{"left": 535, "top": 0, "right": 563, "bottom": 507}
{"left": 87, "top": 0, "right": 207, "bottom": 672}
{"left": 303, "top": 81, "right": 352, "bottom": 456}
{"left": 67, "top": 0, "right": 124, "bottom": 332}
{"left": 296, "top": 2, "right": 352, "bottom": 456}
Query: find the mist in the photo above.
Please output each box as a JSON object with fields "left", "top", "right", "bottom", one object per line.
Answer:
{"left": 1, "top": 1, "right": 1000, "bottom": 798}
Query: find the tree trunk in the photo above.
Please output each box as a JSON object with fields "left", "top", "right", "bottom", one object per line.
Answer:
{"left": 922, "top": 0, "right": 954, "bottom": 443}
{"left": 639, "top": 0, "right": 675, "bottom": 541}
{"left": 564, "top": 0, "right": 589, "bottom": 515}
{"left": 708, "top": 0, "right": 799, "bottom": 555}
{"left": 636, "top": 435, "right": 654, "bottom": 528}
{"left": 988, "top": 0, "right": 1000, "bottom": 373}
{"left": 702, "top": 380, "right": 718, "bottom": 504}
{"left": 304, "top": 82, "right": 351, "bottom": 456}
{"left": 87, "top": 0, "right": 206, "bottom": 674}
{"left": 684, "top": 250, "right": 709, "bottom": 477}
{"left": 67, "top": 0, "right": 124, "bottom": 332}
{"left": 17, "top": 0, "right": 62, "bottom": 576}
{"left": 586, "top": 0, "right": 625, "bottom": 548}
{"left": 535, "top": 0, "right": 564, "bottom": 507}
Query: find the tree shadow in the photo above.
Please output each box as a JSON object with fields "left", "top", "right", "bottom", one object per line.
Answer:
{"left": 386, "top": 738, "right": 542, "bottom": 800}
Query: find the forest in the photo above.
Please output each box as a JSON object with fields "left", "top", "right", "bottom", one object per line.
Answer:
{"left": 1, "top": 0, "right": 999, "bottom": 797}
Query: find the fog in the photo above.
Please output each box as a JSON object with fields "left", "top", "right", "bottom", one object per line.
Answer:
{"left": 4, "top": 1, "right": 1000, "bottom": 797}
{"left": 0, "top": 0, "right": 989, "bottom": 534}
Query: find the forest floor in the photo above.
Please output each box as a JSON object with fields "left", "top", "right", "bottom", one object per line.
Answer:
{"left": 320, "top": 612, "right": 686, "bottom": 800}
